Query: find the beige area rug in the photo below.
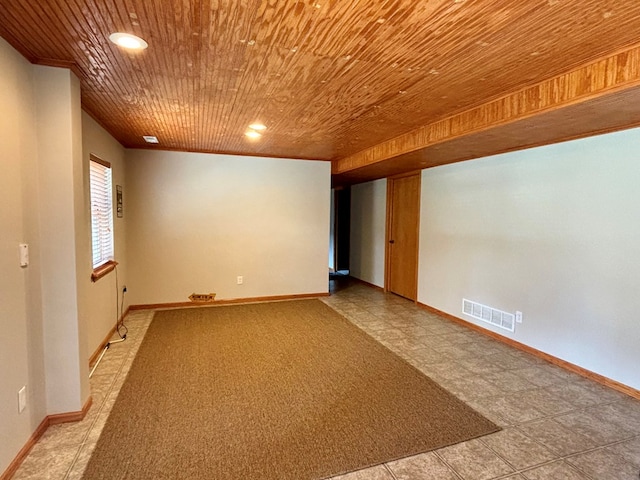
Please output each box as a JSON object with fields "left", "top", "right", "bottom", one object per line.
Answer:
{"left": 82, "top": 299, "right": 499, "bottom": 480}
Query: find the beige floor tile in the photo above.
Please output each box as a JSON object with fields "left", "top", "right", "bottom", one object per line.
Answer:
{"left": 11, "top": 444, "right": 79, "bottom": 480}
{"left": 482, "top": 370, "right": 538, "bottom": 394}
{"left": 481, "top": 428, "right": 557, "bottom": 470}
{"left": 604, "top": 437, "right": 640, "bottom": 467}
{"left": 519, "top": 418, "right": 598, "bottom": 456}
{"left": 386, "top": 452, "right": 459, "bottom": 480}
{"left": 65, "top": 442, "right": 95, "bottom": 480}
{"left": 436, "top": 439, "right": 514, "bottom": 480}
{"left": 36, "top": 421, "right": 91, "bottom": 450}
{"left": 431, "top": 343, "right": 478, "bottom": 361}
{"left": 554, "top": 409, "right": 637, "bottom": 445}
{"left": 566, "top": 448, "right": 640, "bottom": 480}
{"left": 383, "top": 336, "right": 431, "bottom": 352}
{"left": 330, "top": 465, "right": 395, "bottom": 480}
{"left": 596, "top": 400, "right": 640, "bottom": 432}
{"left": 418, "top": 361, "right": 472, "bottom": 379}
{"left": 510, "top": 366, "right": 567, "bottom": 388}
{"left": 466, "top": 399, "right": 511, "bottom": 427}
{"left": 507, "top": 388, "right": 576, "bottom": 417}
{"left": 436, "top": 376, "right": 504, "bottom": 402}
{"left": 545, "top": 383, "right": 613, "bottom": 408}
{"left": 457, "top": 356, "right": 506, "bottom": 375}
{"left": 572, "top": 378, "right": 631, "bottom": 404}
{"left": 496, "top": 353, "right": 543, "bottom": 371}
{"left": 522, "top": 460, "right": 591, "bottom": 479}
{"left": 408, "top": 347, "right": 454, "bottom": 366}
{"left": 470, "top": 395, "right": 546, "bottom": 426}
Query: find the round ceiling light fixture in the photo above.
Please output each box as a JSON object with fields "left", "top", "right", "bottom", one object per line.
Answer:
{"left": 245, "top": 122, "right": 266, "bottom": 140}
{"left": 245, "top": 130, "right": 262, "bottom": 139}
{"left": 109, "top": 32, "right": 148, "bottom": 50}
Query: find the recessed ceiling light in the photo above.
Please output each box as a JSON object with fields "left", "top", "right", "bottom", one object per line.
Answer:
{"left": 109, "top": 32, "right": 148, "bottom": 50}
{"left": 245, "top": 130, "right": 262, "bottom": 139}
{"left": 143, "top": 135, "right": 159, "bottom": 143}
{"left": 248, "top": 123, "right": 267, "bottom": 131}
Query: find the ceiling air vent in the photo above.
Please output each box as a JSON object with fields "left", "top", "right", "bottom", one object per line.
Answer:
{"left": 462, "top": 299, "right": 515, "bottom": 332}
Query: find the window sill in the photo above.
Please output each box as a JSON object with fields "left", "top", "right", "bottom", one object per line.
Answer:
{"left": 91, "top": 260, "right": 118, "bottom": 282}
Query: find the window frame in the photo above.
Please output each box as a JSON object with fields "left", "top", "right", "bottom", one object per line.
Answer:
{"left": 89, "top": 154, "right": 117, "bottom": 282}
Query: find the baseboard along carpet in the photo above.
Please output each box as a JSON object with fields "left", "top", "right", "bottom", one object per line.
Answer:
{"left": 82, "top": 299, "right": 499, "bottom": 479}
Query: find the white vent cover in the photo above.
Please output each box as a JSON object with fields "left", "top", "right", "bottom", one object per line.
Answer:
{"left": 462, "top": 299, "right": 515, "bottom": 332}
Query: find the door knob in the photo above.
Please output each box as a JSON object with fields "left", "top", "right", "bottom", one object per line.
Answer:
{"left": 389, "top": 240, "right": 395, "bottom": 244}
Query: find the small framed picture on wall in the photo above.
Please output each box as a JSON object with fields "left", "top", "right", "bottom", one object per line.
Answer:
{"left": 116, "top": 185, "right": 123, "bottom": 218}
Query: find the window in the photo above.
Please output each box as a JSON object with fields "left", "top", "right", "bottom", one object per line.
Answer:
{"left": 90, "top": 155, "right": 116, "bottom": 281}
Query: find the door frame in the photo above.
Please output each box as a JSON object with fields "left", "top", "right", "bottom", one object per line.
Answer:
{"left": 384, "top": 171, "right": 421, "bottom": 301}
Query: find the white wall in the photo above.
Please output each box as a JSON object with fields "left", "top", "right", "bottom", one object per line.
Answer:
{"left": 126, "top": 150, "right": 331, "bottom": 305}
{"left": 81, "top": 113, "right": 128, "bottom": 356}
{"left": 418, "top": 128, "right": 640, "bottom": 390}
{"left": 350, "top": 179, "right": 387, "bottom": 287}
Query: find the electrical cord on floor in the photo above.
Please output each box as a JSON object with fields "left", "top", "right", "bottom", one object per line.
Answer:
{"left": 115, "top": 265, "right": 128, "bottom": 339}
{"left": 90, "top": 263, "right": 128, "bottom": 379}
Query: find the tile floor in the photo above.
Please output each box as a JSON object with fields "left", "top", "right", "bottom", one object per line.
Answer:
{"left": 10, "top": 279, "right": 640, "bottom": 480}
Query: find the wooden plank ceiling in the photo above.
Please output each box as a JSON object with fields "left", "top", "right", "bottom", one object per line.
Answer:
{"left": 2, "top": 0, "right": 640, "bottom": 184}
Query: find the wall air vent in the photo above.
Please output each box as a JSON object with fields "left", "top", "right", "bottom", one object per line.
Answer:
{"left": 462, "top": 299, "right": 515, "bottom": 332}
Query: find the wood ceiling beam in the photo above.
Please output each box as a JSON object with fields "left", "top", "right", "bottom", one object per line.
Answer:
{"left": 332, "top": 43, "right": 640, "bottom": 179}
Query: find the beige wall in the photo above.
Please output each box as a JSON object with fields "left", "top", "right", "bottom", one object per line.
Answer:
{"left": 347, "top": 129, "right": 640, "bottom": 390}
{"left": 81, "top": 112, "right": 128, "bottom": 357}
{"left": 126, "top": 149, "right": 330, "bottom": 305}
{"left": 0, "top": 39, "right": 90, "bottom": 473}
{"left": 418, "top": 128, "right": 640, "bottom": 390}
{"left": 34, "top": 65, "right": 89, "bottom": 414}
{"left": 0, "top": 37, "right": 44, "bottom": 474}
{"left": 350, "top": 179, "right": 387, "bottom": 287}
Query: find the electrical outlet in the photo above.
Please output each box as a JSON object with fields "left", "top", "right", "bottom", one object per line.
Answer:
{"left": 18, "top": 386, "right": 26, "bottom": 413}
{"left": 237, "top": 276, "right": 243, "bottom": 285}
{"left": 515, "top": 311, "right": 523, "bottom": 323}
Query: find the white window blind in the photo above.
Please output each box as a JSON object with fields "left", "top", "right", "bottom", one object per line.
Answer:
{"left": 90, "top": 158, "right": 114, "bottom": 268}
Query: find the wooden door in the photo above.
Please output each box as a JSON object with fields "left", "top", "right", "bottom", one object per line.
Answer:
{"left": 386, "top": 173, "right": 421, "bottom": 300}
